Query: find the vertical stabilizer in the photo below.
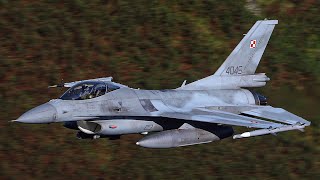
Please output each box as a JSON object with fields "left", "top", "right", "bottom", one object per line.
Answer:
{"left": 214, "top": 20, "right": 278, "bottom": 76}
{"left": 179, "top": 20, "right": 278, "bottom": 90}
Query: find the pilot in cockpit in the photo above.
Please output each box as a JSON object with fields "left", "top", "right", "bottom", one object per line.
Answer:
{"left": 60, "top": 81, "right": 119, "bottom": 100}
{"left": 80, "top": 85, "right": 92, "bottom": 100}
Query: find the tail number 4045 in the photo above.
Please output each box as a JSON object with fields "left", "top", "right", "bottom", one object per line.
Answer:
{"left": 226, "top": 66, "right": 243, "bottom": 75}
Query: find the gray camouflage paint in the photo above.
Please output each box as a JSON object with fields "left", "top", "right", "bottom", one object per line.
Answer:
{"left": 14, "top": 20, "right": 311, "bottom": 148}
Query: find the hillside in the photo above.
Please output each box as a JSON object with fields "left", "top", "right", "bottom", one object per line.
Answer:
{"left": 0, "top": 0, "right": 319, "bottom": 179}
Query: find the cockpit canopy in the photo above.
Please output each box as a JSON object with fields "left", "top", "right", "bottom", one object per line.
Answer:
{"left": 60, "top": 81, "right": 120, "bottom": 100}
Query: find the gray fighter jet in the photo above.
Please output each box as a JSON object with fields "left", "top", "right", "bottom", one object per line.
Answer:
{"left": 14, "top": 20, "right": 311, "bottom": 148}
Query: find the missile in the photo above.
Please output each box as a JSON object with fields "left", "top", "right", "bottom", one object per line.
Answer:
{"left": 233, "top": 124, "right": 306, "bottom": 139}
{"left": 48, "top": 84, "right": 64, "bottom": 88}
{"left": 136, "top": 128, "right": 220, "bottom": 148}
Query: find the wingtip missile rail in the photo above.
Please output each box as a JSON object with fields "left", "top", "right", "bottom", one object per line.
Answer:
{"left": 233, "top": 124, "right": 308, "bottom": 139}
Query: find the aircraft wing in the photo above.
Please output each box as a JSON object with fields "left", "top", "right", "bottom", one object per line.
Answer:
{"left": 241, "top": 106, "right": 311, "bottom": 126}
{"left": 160, "top": 107, "right": 284, "bottom": 129}
{"left": 159, "top": 105, "right": 310, "bottom": 138}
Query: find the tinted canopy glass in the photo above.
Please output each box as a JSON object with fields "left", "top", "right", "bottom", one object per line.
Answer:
{"left": 60, "top": 81, "right": 107, "bottom": 100}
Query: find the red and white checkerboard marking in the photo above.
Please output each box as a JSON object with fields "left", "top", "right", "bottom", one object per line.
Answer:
{"left": 250, "top": 40, "right": 257, "bottom": 48}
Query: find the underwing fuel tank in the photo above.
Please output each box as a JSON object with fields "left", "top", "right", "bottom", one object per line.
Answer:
{"left": 136, "top": 127, "right": 233, "bottom": 148}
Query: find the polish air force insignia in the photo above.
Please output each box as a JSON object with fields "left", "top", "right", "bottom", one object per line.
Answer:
{"left": 250, "top": 40, "right": 257, "bottom": 48}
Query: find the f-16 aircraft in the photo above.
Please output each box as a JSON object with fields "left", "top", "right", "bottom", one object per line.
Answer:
{"left": 14, "top": 20, "right": 311, "bottom": 148}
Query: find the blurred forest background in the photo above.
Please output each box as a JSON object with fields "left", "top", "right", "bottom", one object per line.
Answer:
{"left": 0, "top": 0, "right": 319, "bottom": 179}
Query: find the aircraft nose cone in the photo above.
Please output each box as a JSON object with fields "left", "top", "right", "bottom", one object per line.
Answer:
{"left": 15, "top": 103, "right": 57, "bottom": 123}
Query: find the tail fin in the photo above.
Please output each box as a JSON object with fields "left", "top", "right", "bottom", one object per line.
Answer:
{"left": 214, "top": 20, "right": 278, "bottom": 76}
{"left": 179, "top": 20, "right": 278, "bottom": 90}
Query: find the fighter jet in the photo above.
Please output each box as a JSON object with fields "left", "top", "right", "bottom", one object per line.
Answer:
{"left": 14, "top": 20, "right": 311, "bottom": 148}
